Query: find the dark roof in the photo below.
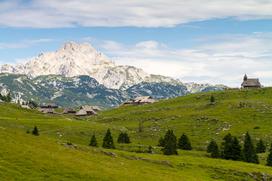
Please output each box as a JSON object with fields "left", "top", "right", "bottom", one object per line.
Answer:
{"left": 242, "top": 78, "right": 261, "bottom": 87}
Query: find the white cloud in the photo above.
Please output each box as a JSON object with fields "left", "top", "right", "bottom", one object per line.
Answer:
{"left": 0, "top": 0, "right": 272, "bottom": 28}
{"left": 98, "top": 33, "right": 272, "bottom": 87}
{"left": 0, "top": 39, "right": 53, "bottom": 49}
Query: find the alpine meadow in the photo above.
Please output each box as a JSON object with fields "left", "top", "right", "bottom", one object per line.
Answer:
{"left": 1, "top": 0, "right": 272, "bottom": 180}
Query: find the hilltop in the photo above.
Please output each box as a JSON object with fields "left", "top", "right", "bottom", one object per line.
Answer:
{"left": 1, "top": 88, "right": 272, "bottom": 180}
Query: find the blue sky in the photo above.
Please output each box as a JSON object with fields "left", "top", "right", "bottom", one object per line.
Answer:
{"left": 1, "top": 0, "right": 272, "bottom": 86}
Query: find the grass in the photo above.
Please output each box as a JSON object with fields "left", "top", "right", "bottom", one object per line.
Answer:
{"left": 1, "top": 88, "right": 272, "bottom": 180}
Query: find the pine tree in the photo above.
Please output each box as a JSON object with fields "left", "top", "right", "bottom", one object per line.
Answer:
{"left": 243, "top": 132, "right": 259, "bottom": 164}
{"left": 178, "top": 134, "right": 192, "bottom": 150}
{"left": 32, "top": 126, "right": 39, "bottom": 136}
{"left": 158, "top": 137, "right": 165, "bottom": 147}
{"left": 102, "top": 129, "right": 115, "bottom": 149}
{"left": 256, "top": 139, "right": 266, "bottom": 153}
{"left": 89, "top": 134, "right": 98, "bottom": 147}
{"left": 117, "top": 132, "right": 131, "bottom": 144}
{"left": 162, "top": 130, "right": 178, "bottom": 155}
{"left": 266, "top": 144, "right": 272, "bottom": 166}
{"left": 231, "top": 137, "right": 242, "bottom": 161}
{"left": 207, "top": 140, "right": 220, "bottom": 158}
{"left": 210, "top": 95, "right": 215, "bottom": 104}
{"left": 221, "top": 133, "right": 233, "bottom": 159}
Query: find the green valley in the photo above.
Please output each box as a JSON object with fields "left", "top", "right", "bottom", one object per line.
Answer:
{"left": 1, "top": 88, "right": 272, "bottom": 180}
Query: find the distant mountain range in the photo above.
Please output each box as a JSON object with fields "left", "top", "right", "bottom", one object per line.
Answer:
{"left": 0, "top": 42, "right": 226, "bottom": 107}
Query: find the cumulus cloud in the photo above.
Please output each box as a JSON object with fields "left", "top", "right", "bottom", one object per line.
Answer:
{"left": 97, "top": 33, "right": 272, "bottom": 87}
{"left": 0, "top": 0, "right": 272, "bottom": 28}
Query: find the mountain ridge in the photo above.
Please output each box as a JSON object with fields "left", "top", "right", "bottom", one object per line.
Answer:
{"left": 0, "top": 42, "right": 225, "bottom": 107}
{"left": 0, "top": 42, "right": 181, "bottom": 90}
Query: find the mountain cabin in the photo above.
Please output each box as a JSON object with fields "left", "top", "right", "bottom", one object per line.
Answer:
{"left": 241, "top": 74, "right": 261, "bottom": 89}
{"left": 124, "top": 96, "right": 156, "bottom": 105}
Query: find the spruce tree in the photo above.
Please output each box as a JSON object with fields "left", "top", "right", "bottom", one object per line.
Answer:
{"left": 102, "top": 129, "right": 115, "bottom": 149}
{"left": 256, "top": 139, "right": 266, "bottom": 153}
{"left": 210, "top": 95, "right": 215, "bottom": 104}
{"left": 162, "top": 130, "right": 178, "bottom": 155}
{"left": 117, "top": 132, "right": 131, "bottom": 144}
{"left": 32, "top": 126, "right": 39, "bottom": 136}
{"left": 221, "top": 133, "right": 233, "bottom": 159}
{"left": 158, "top": 137, "right": 165, "bottom": 147}
{"left": 231, "top": 137, "right": 242, "bottom": 161}
{"left": 207, "top": 140, "right": 220, "bottom": 158}
{"left": 89, "top": 134, "right": 98, "bottom": 147}
{"left": 243, "top": 132, "right": 259, "bottom": 164}
{"left": 266, "top": 144, "right": 272, "bottom": 166}
{"left": 178, "top": 134, "right": 192, "bottom": 150}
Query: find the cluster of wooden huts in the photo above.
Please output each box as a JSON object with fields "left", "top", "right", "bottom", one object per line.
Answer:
{"left": 37, "top": 104, "right": 101, "bottom": 116}
{"left": 123, "top": 96, "right": 156, "bottom": 105}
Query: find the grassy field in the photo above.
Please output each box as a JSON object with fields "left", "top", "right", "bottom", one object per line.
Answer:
{"left": 1, "top": 88, "right": 272, "bottom": 180}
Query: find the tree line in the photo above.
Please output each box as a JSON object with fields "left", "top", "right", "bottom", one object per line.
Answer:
{"left": 29, "top": 126, "right": 272, "bottom": 166}
{"left": 159, "top": 129, "right": 272, "bottom": 166}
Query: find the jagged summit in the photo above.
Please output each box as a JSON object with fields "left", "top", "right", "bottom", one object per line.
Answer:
{"left": 0, "top": 42, "right": 178, "bottom": 89}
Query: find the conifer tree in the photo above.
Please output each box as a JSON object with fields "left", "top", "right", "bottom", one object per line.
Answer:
{"left": 102, "top": 129, "right": 115, "bottom": 149}
{"left": 231, "top": 137, "right": 242, "bottom": 161}
{"left": 117, "top": 132, "right": 131, "bottom": 144}
{"left": 243, "top": 132, "right": 259, "bottom": 164}
{"left": 207, "top": 140, "right": 220, "bottom": 158}
{"left": 266, "top": 144, "right": 272, "bottom": 167}
{"left": 178, "top": 134, "right": 192, "bottom": 150}
{"left": 162, "top": 130, "right": 178, "bottom": 155}
{"left": 32, "top": 126, "right": 39, "bottom": 136}
{"left": 256, "top": 139, "right": 266, "bottom": 153}
{"left": 158, "top": 137, "right": 165, "bottom": 147}
{"left": 89, "top": 134, "right": 98, "bottom": 147}
{"left": 221, "top": 133, "right": 233, "bottom": 159}
{"left": 210, "top": 95, "right": 215, "bottom": 104}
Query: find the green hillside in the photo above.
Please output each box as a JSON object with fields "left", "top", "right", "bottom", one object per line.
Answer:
{"left": 1, "top": 88, "right": 272, "bottom": 180}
